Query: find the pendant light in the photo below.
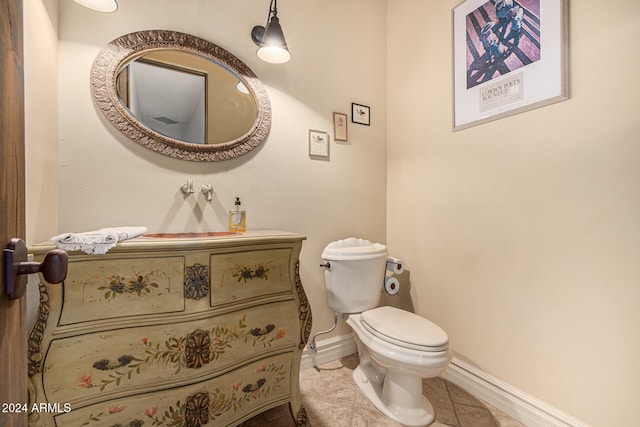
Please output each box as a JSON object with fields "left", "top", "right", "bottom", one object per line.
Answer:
{"left": 73, "top": 0, "right": 118, "bottom": 13}
{"left": 251, "top": 0, "right": 291, "bottom": 64}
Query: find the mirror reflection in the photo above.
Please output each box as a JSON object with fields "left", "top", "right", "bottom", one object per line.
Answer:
{"left": 117, "top": 50, "right": 257, "bottom": 145}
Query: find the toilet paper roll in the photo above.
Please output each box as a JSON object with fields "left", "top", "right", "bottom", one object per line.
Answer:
{"left": 383, "top": 276, "right": 400, "bottom": 295}
{"left": 386, "top": 257, "right": 405, "bottom": 275}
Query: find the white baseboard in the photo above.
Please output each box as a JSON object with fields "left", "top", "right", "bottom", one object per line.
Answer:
{"left": 442, "top": 358, "right": 591, "bottom": 427}
{"left": 300, "top": 334, "right": 357, "bottom": 371}
{"left": 302, "top": 335, "right": 590, "bottom": 427}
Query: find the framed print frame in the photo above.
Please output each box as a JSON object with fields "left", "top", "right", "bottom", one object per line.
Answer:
{"left": 452, "top": 0, "right": 568, "bottom": 131}
{"left": 309, "top": 130, "right": 330, "bottom": 159}
{"left": 351, "top": 103, "right": 371, "bottom": 126}
{"left": 333, "top": 112, "right": 348, "bottom": 142}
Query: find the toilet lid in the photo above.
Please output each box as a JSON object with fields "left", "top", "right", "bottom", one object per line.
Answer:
{"left": 361, "top": 306, "right": 448, "bottom": 352}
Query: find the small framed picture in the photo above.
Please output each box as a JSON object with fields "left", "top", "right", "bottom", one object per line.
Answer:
{"left": 309, "top": 130, "right": 330, "bottom": 159}
{"left": 333, "top": 112, "right": 348, "bottom": 142}
{"left": 351, "top": 103, "right": 370, "bottom": 126}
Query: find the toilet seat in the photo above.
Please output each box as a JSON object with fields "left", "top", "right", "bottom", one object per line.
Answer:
{"left": 360, "top": 306, "right": 448, "bottom": 352}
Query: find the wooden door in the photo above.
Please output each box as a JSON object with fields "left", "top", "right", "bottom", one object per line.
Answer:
{"left": 1, "top": 0, "right": 28, "bottom": 425}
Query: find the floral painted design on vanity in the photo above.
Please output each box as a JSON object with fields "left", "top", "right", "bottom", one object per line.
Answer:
{"left": 28, "top": 231, "right": 312, "bottom": 427}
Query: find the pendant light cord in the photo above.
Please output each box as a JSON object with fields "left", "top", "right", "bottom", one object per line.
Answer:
{"left": 266, "top": 0, "right": 277, "bottom": 23}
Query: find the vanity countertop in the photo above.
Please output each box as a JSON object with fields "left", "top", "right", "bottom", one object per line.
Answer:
{"left": 30, "top": 229, "right": 307, "bottom": 254}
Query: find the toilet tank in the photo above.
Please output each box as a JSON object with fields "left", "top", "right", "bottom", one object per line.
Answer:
{"left": 321, "top": 238, "right": 388, "bottom": 313}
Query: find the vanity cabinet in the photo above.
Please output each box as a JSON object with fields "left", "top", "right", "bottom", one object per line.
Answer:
{"left": 27, "top": 231, "right": 312, "bottom": 427}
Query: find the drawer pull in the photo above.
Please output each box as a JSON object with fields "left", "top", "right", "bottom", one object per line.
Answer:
{"left": 185, "top": 330, "right": 211, "bottom": 369}
{"left": 185, "top": 391, "right": 209, "bottom": 427}
{"left": 185, "top": 264, "right": 209, "bottom": 300}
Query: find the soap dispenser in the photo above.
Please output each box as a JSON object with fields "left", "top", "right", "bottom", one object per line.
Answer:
{"left": 228, "top": 197, "right": 246, "bottom": 233}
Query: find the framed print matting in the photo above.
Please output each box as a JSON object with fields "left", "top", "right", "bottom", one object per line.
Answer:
{"left": 309, "top": 130, "right": 330, "bottom": 159}
{"left": 351, "top": 103, "right": 371, "bottom": 126}
{"left": 452, "top": 0, "right": 568, "bottom": 130}
{"left": 333, "top": 112, "right": 348, "bottom": 142}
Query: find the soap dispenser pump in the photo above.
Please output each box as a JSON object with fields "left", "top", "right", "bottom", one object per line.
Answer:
{"left": 228, "top": 197, "right": 246, "bottom": 233}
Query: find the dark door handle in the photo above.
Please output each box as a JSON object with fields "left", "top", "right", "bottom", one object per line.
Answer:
{"left": 4, "top": 238, "right": 68, "bottom": 300}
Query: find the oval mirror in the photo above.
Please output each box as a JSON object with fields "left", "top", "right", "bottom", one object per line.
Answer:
{"left": 91, "top": 30, "right": 271, "bottom": 161}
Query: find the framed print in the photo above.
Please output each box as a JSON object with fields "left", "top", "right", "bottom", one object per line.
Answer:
{"left": 452, "top": 0, "right": 568, "bottom": 130}
{"left": 309, "top": 130, "right": 330, "bottom": 159}
{"left": 351, "top": 103, "right": 371, "bottom": 126}
{"left": 333, "top": 112, "right": 348, "bottom": 142}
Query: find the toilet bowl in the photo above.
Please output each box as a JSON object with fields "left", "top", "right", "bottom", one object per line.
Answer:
{"left": 346, "top": 306, "right": 451, "bottom": 427}
{"left": 320, "top": 238, "right": 451, "bottom": 426}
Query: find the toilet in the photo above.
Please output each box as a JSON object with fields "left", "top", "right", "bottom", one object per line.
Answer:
{"left": 321, "top": 238, "right": 451, "bottom": 427}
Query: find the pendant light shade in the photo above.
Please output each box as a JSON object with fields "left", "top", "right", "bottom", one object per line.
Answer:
{"left": 251, "top": 0, "right": 291, "bottom": 64}
{"left": 73, "top": 0, "right": 118, "bottom": 13}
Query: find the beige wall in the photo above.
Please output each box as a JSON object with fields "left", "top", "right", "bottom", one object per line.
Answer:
{"left": 51, "top": 0, "right": 387, "bottom": 342}
{"left": 387, "top": 1, "right": 640, "bottom": 426}
{"left": 24, "top": 0, "right": 59, "bottom": 244}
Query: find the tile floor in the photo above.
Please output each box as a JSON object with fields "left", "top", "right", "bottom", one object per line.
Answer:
{"left": 241, "top": 354, "right": 525, "bottom": 427}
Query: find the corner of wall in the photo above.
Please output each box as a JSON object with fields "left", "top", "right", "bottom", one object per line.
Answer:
{"left": 24, "top": 0, "right": 60, "bottom": 243}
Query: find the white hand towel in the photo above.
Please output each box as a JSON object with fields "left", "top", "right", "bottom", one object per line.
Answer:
{"left": 51, "top": 226, "right": 148, "bottom": 255}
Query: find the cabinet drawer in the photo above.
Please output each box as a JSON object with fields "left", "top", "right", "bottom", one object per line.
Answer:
{"left": 51, "top": 352, "right": 292, "bottom": 427}
{"left": 42, "top": 300, "right": 298, "bottom": 405}
{"left": 210, "top": 248, "right": 292, "bottom": 306}
{"left": 59, "top": 256, "right": 185, "bottom": 325}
